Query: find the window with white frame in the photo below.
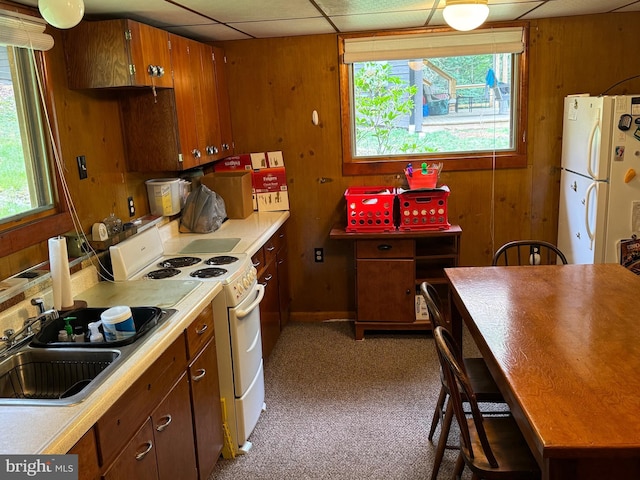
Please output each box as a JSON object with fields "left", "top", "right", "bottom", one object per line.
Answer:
{"left": 339, "top": 25, "right": 528, "bottom": 173}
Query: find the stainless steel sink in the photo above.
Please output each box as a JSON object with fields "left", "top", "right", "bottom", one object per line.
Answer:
{"left": 0, "top": 347, "right": 122, "bottom": 406}
{"left": 0, "top": 307, "right": 175, "bottom": 406}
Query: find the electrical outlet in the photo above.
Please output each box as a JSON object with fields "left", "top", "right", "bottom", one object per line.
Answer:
{"left": 314, "top": 247, "right": 324, "bottom": 263}
{"left": 127, "top": 197, "right": 135, "bottom": 217}
{"left": 76, "top": 155, "right": 87, "bottom": 180}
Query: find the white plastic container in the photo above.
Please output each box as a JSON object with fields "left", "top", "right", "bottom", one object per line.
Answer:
{"left": 100, "top": 306, "right": 136, "bottom": 341}
{"left": 145, "top": 178, "right": 183, "bottom": 216}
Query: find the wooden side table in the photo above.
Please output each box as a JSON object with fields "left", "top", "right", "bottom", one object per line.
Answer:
{"left": 330, "top": 225, "right": 462, "bottom": 340}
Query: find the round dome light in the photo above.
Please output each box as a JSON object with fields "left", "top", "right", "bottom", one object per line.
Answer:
{"left": 38, "top": 0, "right": 85, "bottom": 30}
{"left": 443, "top": 0, "right": 489, "bottom": 32}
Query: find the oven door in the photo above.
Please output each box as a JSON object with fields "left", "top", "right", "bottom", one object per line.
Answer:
{"left": 229, "top": 282, "right": 265, "bottom": 397}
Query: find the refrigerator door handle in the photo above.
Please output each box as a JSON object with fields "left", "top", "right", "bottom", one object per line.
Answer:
{"left": 586, "top": 113, "right": 600, "bottom": 179}
{"left": 584, "top": 182, "right": 597, "bottom": 251}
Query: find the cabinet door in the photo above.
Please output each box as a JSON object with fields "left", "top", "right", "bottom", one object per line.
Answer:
{"left": 67, "top": 429, "right": 100, "bottom": 480}
{"left": 170, "top": 34, "right": 201, "bottom": 169}
{"left": 189, "top": 339, "right": 224, "bottom": 480}
{"left": 259, "top": 261, "right": 280, "bottom": 359}
{"left": 212, "top": 46, "right": 234, "bottom": 157}
{"left": 197, "top": 43, "right": 223, "bottom": 164}
{"left": 103, "top": 419, "right": 158, "bottom": 480}
{"left": 132, "top": 21, "right": 173, "bottom": 88}
{"left": 152, "top": 373, "right": 198, "bottom": 480}
{"left": 356, "top": 259, "right": 415, "bottom": 322}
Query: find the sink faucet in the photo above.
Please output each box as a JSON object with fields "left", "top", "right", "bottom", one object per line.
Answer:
{"left": 1, "top": 299, "right": 59, "bottom": 348}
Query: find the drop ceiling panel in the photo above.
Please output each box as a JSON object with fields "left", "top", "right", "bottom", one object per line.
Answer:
{"left": 177, "top": 0, "right": 322, "bottom": 22}
{"left": 315, "top": 0, "right": 435, "bottom": 16}
{"left": 331, "top": 11, "right": 431, "bottom": 32}
{"left": 166, "top": 23, "right": 252, "bottom": 41}
{"left": 521, "top": 0, "right": 635, "bottom": 19}
{"left": 229, "top": 17, "right": 337, "bottom": 38}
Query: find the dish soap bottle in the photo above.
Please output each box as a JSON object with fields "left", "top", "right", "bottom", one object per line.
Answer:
{"left": 88, "top": 321, "right": 104, "bottom": 343}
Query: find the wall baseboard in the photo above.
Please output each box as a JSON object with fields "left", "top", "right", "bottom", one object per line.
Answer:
{"left": 290, "top": 311, "right": 354, "bottom": 323}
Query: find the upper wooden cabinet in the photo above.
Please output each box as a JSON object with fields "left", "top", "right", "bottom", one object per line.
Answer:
{"left": 120, "top": 34, "right": 231, "bottom": 171}
{"left": 63, "top": 19, "right": 173, "bottom": 89}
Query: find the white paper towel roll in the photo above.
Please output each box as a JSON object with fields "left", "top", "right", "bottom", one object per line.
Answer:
{"left": 48, "top": 236, "right": 74, "bottom": 310}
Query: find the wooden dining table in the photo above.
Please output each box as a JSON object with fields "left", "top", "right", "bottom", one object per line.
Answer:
{"left": 445, "top": 264, "right": 640, "bottom": 480}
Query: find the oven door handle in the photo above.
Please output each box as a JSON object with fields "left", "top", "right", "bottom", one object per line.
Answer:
{"left": 235, "top": 284, "right": 265, "bottom": 318}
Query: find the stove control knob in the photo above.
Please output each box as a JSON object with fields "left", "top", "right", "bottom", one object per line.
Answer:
{"left": 243, "top": 277, "right": 251, "bottom": 289}
{"left": 236, "top": 282, "right": 244, "bottom": 295}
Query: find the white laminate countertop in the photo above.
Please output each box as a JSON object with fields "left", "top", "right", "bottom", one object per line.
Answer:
{"left": 0, "top": 210, "right": 289, "bottom": 455}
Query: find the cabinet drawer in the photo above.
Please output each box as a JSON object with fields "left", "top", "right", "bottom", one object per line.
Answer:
{"left": 356, "top": 239, "right": 414, "bottom": 259}
{"left": 185, "top": 302, "right": 215, "bottom": 359}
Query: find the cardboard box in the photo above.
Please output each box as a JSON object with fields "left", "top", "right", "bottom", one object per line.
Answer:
{"left": 252, "top": 167, "right": 289, "bottom": 212}
{"left": 415, "top": 295, "right": 430, "bottom": 321}
{"left": 266, "top": 151, "right": 285, "bottom": 167}
{"left": 214, "top": 154, "right": 253, "bottom": 172}
{"left": 200, "top": 171, "right": 253, "bottom": 219}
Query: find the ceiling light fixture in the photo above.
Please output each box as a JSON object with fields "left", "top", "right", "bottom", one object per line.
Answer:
{"left": 38, "top": 0, "right": 85, "bottom": 29}
{"left": 443, "top": 0, "right": 489, "bottom": 32}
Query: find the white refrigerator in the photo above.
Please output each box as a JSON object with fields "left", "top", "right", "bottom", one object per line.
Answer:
{"left": 557, "top": 95, "right": 640, "bottom": 264}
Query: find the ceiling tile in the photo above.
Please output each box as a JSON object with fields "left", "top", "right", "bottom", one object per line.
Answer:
{"left": 315, "top": 0, "right": 435, "bottom": 16}
{"left": 229, "top": 17, "right": 337, "bottom": 38}
{"left": 331, "top": 10, "right": 431, "bottom": 32}
{"left": 178, "top": 0, "right": 322, "bottom": 22}
{"left": 521, "top": 0, "right": 633, "bottom": 19}
{"left": 166, "top": 23, "right": 252, "bottom": 41}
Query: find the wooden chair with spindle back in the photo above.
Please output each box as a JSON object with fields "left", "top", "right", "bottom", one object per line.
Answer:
{"left": 433, "top": 326, "right": 541, "bottom": 479}
{"left": 492, "top": 240, "right": 568, "bottom": 266}
{"left": 420, "top": 282, "right": 505, "bottom": 480}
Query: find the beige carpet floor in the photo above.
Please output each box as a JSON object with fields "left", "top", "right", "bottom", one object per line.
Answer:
{"left": 210, "top": 320, "right": 474, "bottom": 480}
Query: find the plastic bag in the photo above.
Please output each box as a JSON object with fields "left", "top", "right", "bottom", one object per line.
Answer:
{"left": 179, "top": 184, "right": 227, "bottom": 233}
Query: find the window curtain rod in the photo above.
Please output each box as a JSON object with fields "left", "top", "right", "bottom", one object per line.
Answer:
{"left": 0, "top": 9, "right": 54, "bottom": 51}
{"left": 343, "top": 26, "right": 524, "bottom": 63}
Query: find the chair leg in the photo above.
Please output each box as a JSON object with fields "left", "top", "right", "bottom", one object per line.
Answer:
{"left": 430, "top": 400, "right": 454, "bottom": 480}
{"left": 453, "top": 452, "right": 465, "bottom": 480}
{"left": 429, "top": 386, "right": 447, "bottom": 441}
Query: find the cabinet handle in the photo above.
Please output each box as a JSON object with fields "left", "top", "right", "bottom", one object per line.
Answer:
{"left": 222, "top": 143, "right": 230, "bottom": 150}
{"left": 405, "top": 289, "right": 411, "bottom": 295}
{"left": 264, "top": 274, "right": 273, "bottom": 282}
{"left": 192, "top": 149, "right": 201, "bottom": 159}
{"left": 377, "top": 244, "right": 392, "bottom": 251}
{"left": 277, "top": 259, "right": 285, "bottom": 265}
{"left": 195, "top": 324, "right": 208, "bottom": 335}
{"left": 156, "top": 415, "right": 172, "bottom": 432}
{"left": 252, "top": 260, "right": 261, "bottom": 268}
{"left": 192, "top": 369, "right": 206, "bottom": 382}
{"left": 266, "top": 245, "right": 275, "bottom": 252}
{"left": 135, "top": 441, "right": 153, "bottom": 461}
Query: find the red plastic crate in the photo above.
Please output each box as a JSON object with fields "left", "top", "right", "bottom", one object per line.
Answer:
{"left": 397, "top": 186, "right": 450, "bottom": 230}
{"left": 345, "top": 186, "right": 396, "bottom": 232}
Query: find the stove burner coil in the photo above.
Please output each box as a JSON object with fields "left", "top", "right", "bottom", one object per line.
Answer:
{"left": 146, "top": 268, "right": 181, "bottom": 279}
{"left": 205, "top": 255, "right": 239, "bottom": 266}
{"left": 158, "top": 256, "right": 201, "bottom": 268}
{"left": 190, "top": 267, "right": 228, "bottom": 279}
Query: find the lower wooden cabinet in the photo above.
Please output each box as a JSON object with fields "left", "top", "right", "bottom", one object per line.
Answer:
{"left": 254, "top": 222, "right": 290, "bottom": 359}
{"left": 188, "top": 338, "right": 224, "bottom": 480}
{"left": 68, "top": 428, "right": 100, "bottom": 480}
{"left": 103, "top": 419, "right": 158, "bottom": 480}
{"left": 152, "top": 373, "right": 198, "bottom": 480}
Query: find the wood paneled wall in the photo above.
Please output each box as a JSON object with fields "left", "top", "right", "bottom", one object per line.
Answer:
{"left": 222, "top": 12, "right": 640, "bottom": 319}
{"left": 4, "top": 12, "right": 640, "bottom": 319}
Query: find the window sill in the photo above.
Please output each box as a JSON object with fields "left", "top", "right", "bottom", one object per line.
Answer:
{"left": 342, "top": 152, "right": 527, "bottom": 175}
